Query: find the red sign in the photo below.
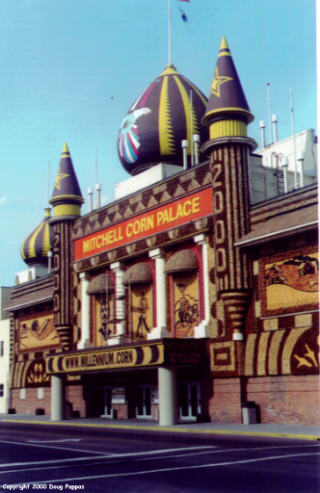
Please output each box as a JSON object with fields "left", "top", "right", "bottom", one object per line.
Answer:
{"left": 74, "top": 188, "right": 213, "bottom": 261}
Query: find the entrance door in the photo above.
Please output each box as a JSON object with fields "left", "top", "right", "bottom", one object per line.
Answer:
{"left": 180, "top": 383, "right": 201, "bottom": 420}
{"left": 136, "top": 385, "right": 152, "bottom": 418}
{"left": 102, "top": 387, "right": 112, "bottom": 417}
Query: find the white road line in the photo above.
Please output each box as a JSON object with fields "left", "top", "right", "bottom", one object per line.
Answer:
{"left": 0, "top": 439, "right": 107, "bottom": 456}
{"left": 27, "top": 438, "right": 81, "bottom": 443}
{"left": 8, "top": 450, "right": 320, "bottom": 486}
{"left": 0, "top": 445, "right": 217, "bottom": 469}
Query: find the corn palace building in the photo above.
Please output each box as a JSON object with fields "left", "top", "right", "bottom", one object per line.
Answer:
{"left": 8, "top": 37, "right": 319, "bottom": 425}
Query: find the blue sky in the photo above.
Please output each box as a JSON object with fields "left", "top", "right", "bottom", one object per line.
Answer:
{"left": 0, "top": 0, "right": 317, "bottom": 286}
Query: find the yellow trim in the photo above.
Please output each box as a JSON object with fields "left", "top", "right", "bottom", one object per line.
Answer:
{"left": 61, "top": 142, "right": 70, "bottom": 158}
{"left": 218, "top": 36, "right": 231, "bottom": 57}
{"left": 3, "top": 420, "right": 320, "bottom": 441}
{"left": 220, "top": 36, "right": 229, "bottom": 50}
{"left": 50, "top": 194, "right": 84, "bottom": 204}
{"left": 28, "top": 222, "right": 44, "bottom": 258}
{"left": 159, "top": 73, "right": 175, "bottom": 155}
{"left": 209, "top": 120, "right": 247, "bottom": 139}
{"left": 174, "top": 75, "right": 200, "bottom": 153}
{"left": 211, "top": 67, "right": 233, "bottom": 98}
{"left": 182, "top": 76, "right": 208, "bottom": 106}
{"left": 53, "top": 203, "right": 81, "bottom": 217}
{"left": 20, "top": 240, "right": 26, "bottom": 260}
{"left": 42, "top": 220, "right": 51, "bottom": 256}
{"left": 160, "top": 64, "right": 178, "bottom": 76}
{"left": 205, "top": 107, "right": 253, "bottom": 119}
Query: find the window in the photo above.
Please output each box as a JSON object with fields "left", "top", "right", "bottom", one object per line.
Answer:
{"left": 0, "top": 341, "right": 4, "bottom": 357}
{"left": 0, "top": 384, "right": 4, "bottom": 397}
{"left": 37, "top": 387, "right": 44, "bottom": 400}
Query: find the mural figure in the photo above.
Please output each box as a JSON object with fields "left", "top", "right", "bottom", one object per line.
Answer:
{"left": 19, "top": 315, "right": 58, "bottom": 350}
{"left": 265, "top": 254, "right": 318, "bottom": 292}
{"left": 134, "top": 291, "right": 150, "bottom": 339}
{"left": 175, "top": 283, "right": 199, "bottom": 337}
{"left": 98, "top": 298, "right": 112, "bottom": 342}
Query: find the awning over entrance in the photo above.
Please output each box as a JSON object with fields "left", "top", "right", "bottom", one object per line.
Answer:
{"left": 46, "top": 339, "right": 208, "bottom": 375}
{"left": 122, "top": 262, "right": 153, "bottom": 286}
{"left": 87, "top": 273, "right": 114, "bottom": 294}
{"left": 165, "top": 249, "right": 198, "bottom": 274}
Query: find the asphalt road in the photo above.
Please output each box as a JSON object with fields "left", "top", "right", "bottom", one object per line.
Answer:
{"left": 0, "top": 422, "right": 319, "bottom": 493}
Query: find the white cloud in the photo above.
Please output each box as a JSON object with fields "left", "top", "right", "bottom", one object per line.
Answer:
{"left": 0, "top": 195, "right": 8, "bottom": 207}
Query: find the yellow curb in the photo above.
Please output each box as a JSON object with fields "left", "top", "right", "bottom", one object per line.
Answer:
{"left": 3, "top": 419, "right": 320, "bottom": 441}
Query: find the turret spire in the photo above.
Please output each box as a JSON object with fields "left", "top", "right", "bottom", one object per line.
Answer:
{"left": 49, "top": 142, "right": 84, "bottom": 221}
{"left": 202, "top": 36, "right": 254, "bottom": 140}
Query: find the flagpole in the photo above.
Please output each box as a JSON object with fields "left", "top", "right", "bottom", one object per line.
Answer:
{"left": 190, "top": 90, "right": 194, "bottom": 167}
{"left": 168, "top": 0, "right": 172, "bottom": 65}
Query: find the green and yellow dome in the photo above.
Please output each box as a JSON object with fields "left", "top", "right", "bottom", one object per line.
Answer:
{"left": 20, "top": 208, "right": 52, "bottom": 266}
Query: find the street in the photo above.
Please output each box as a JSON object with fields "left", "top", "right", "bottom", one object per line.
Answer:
{"left": 0, "top": 422, "right": 319, "bottom": 492}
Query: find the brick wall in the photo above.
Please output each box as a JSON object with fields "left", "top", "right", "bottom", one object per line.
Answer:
{"left": 246, "top": 374, "right": 320, "bottom": 425}
{"left": 11, "top": 387, "right": 51, "bottom": 415}
{"left": 208, "top": 378, "right": 242, "bottom": 423}
{"left": 66, "top": 384, "right": 86, "bottom": 418}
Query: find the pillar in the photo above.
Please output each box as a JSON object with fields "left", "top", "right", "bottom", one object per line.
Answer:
{"left": 110, "top": 262, "right": 126, "bottom": 345}
{"left": 51, "top": 375, "right": 65, "bottom": 421}
{"left": 78, "top": 272, "right": 90, "bottom": 349}
{"left": 158, "top": 367, "right": 178, "bottom": 426}
{"left": 194, "top": 234, "right": 210, "bottom": 338}
{"left": 148, "top": 248, "right": 170, "bottom": 339}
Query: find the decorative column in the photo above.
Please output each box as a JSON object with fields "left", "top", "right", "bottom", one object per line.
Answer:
{"left": 49, "top": 142, "right": 84, "bottom": 352}
{"left": 158, "top": 367, "right": 178, "bottom": 426}
{"left": 194, "top": 234, "right": 210, "bottom": 338}
{"left": 201, "top": 36, "right": 255, "bottom": 341}
{"left": 51, "top": 375, "right": 65, "bottom": 421}
{"left": 148, "top": 248, "right": 170, "bottom": 339}
{"left": 110, "top": 262, "right": 126, "bottom": 345}
{"left": 78, "top": 272, "right": 90, "bottom": 349}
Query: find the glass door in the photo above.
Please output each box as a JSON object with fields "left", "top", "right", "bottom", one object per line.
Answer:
{"left": 136, "top": 384, "right": 152, "bottom": 418}
{"left": 180, "top": 383, "right": 201, "bottom": 420}
{"left": 102, "top": 387, "right": 112, "bottom": 417}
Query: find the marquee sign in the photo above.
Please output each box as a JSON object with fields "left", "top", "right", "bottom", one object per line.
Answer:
{"left": 74, "top": 188, "right": 213, "bottom": 261}
{"left": 46, "top": 339, "right": 208, "bottom": 375}
{"left": 47, "top": 343, "right": 164, "bottom": 374}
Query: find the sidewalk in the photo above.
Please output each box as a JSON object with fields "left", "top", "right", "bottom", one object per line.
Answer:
{"left": 1, "top": 413, "right": 320, "bottom": 441}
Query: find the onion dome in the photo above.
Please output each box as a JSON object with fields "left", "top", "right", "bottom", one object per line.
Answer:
{"left": 49, "top": 142, "right": 84, "bottom": 222}
{"left": 202, "top": 36, "right": 254, "bottom": 140}
{"left": 117, "top": 64, "right": 209, "bottom": 175}
{"left": 20, "top": 208, "right": 52, "bottom": 266}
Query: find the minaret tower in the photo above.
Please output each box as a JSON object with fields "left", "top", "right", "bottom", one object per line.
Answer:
{"left": 202, "top": 37, "right": 256, "bottom": 342}
{"left": 49, "top": 143, "right": 84, "bottom": 351}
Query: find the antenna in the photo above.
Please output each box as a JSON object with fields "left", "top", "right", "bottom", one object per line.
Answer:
{"left": 190, "top": 90, "right": 194, "bottom": 167}
{"left": 95, "top": 147, "right": 99, "bottom": 185}
{"left": 266, "top": 83, "right": 272, "bottom": 144}
{"left": 259, "top": 120, "right": 266, "bottom": 148}
{"left": 95, "top": 147, "right": 101, "bottom": 209}
{"left": 168, "top": 0, "right": 172, "bottom": 65}
{"left": 289, "top": 88, "right": 298, "bottom": 189}
{"left": 47, "top": 160, "right": 51, "bottom": 204}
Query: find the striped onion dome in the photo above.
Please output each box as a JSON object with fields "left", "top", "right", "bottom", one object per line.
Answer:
{"left": 117, "top": 64, "right": 209, "bottom": 175}
{"left": 20, "top": 208, "right": 52, "bottom": 266}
